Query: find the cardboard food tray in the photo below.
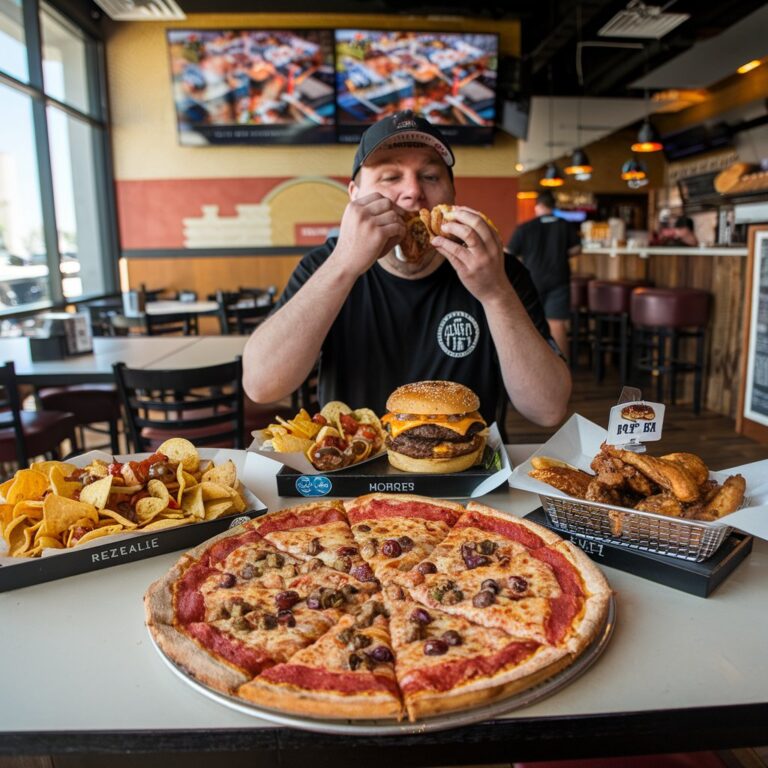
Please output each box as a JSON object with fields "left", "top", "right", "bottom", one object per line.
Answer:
{"left": 0, "top": 448, "right": 267, "bottom": 592}
{"left": 509, "top": 414, "right": 768, "bottom": 562}
{"left": 250, "top": 424, "right": 512, "bottom": 499}
{"left": 525, "top": 507, "right": 753, "bottom": 598}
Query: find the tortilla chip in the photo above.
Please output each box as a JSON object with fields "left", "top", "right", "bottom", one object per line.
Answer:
{"left": 157, "top": 437, "right": 200, "bottom": 473}
{"left": 181, "top": 485, "right": 205, "bottom": 519}
{"left": 6, "top": 470, "right": 49, "bottom": 505}
{"left": 147, "top": 479, "right": 171, "bottom": 504}
{"left": 142, "top": 517, "right": 193, "bottom": 531}
{"left": 320, "top": 401, "right": 352, "bottom": 423}
{"left": 31, "top": 461, "right": 78, "bottom": 479}
{"left": 43, "top": 495, "right": 98, "bottom": 537}
{"left": 79, "top": 476, "right": 113, "bottom": 509}
{"left": 204, "top": 499, "right": 235, "bottom": 520}
{"left": 272, "top": 433, "right": 313, "bottom": 453}
{"left": 74, "top": 525, "right": 124, "bottom": 546}
{"left": 99, "top": 508, "right": 138, "bottom": 529}
{"left": 135, "top": 496, "right": 168, "bottom": 524}
{"left": 201, "top": 459, "right": 237, "bottom": 488}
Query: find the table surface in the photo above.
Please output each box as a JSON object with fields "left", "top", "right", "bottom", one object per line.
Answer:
{"left": 5, "top": 335, "right": 249, "bottom": 385}
{"left": 1, "top": 446, "right": 766, "bottom": 762}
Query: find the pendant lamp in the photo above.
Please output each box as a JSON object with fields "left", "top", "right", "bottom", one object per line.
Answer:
{"left": 620, "top": 158, "right": 647, "bottom": 181}
{"left": 540, "top": 162, "right": 564, "bottom": 187}
{"left": 631, "top": 90, "right": 663, "bottom": 152}
{"left": 565, "top": 147, "right": 592, "bottom": 176}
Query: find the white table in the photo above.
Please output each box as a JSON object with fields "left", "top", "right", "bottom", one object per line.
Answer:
{"left": 1, "top": 446, "right": 766, "bottom": 762}
{"left": 4, "top": 335, "right": 247, "bottom": 385}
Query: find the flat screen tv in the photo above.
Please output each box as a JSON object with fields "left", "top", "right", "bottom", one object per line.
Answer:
{"left": 167, "top": 29, "right": 336, "bottom": 146}
{"left": 334, "top": 29, "right": 499, "bottom": 145}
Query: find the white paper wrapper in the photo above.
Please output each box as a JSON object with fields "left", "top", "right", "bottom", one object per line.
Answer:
{"left": 0, "top": 448, "right": 267, "bottom": 562}
{"left": 508, "top": 413, "right": 768, "bottom": 541}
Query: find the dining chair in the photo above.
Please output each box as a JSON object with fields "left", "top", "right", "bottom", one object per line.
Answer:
{"left": 113, "top": 357, "right": 246, "bottom": 451}
{"left": 215, "top": 290, "right": 272, "bottom": 335}
{"left": 0, "top": 360, "right": 78, "bottom": 472}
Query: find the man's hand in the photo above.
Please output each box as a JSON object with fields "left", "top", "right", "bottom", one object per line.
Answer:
{"left": 429, "top": 206, "right": 506, "bottom": 300}
{"left": 329, "top": 193, "right": 406, "bottom": 277}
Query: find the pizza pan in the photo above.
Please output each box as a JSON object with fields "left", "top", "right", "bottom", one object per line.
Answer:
{"left": 148, "top": 595, "right": 616, "bottom": 735}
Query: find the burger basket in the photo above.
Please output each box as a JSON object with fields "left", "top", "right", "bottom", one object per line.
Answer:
{"left": 538, "top": 492, "right": 732, "bottom": 562}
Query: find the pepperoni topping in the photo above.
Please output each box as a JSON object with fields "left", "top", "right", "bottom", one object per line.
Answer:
{"left": 260, "top": 664, "right": 400, "bottom": 697}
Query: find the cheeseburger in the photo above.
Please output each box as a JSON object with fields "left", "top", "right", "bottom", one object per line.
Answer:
{"left": 381, "top": 381, "right": 487, "bottom": 473}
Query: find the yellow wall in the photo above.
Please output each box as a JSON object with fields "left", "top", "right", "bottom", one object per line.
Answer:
{"left": 106, "top": 13, "right": 521, "bottom": 182}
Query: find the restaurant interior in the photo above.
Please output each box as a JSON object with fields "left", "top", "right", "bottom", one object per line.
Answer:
{"left": 1, "top": 0, "right": 768, "bottom": 766}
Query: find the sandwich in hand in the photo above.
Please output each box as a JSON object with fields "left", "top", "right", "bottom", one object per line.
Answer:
{"left": 381, "top": 380, "right": 487, "bottom": 473}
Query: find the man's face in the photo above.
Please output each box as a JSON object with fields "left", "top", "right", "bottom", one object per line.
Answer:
{"left": 350, "top": 146, "right": 455, "bottom": 275}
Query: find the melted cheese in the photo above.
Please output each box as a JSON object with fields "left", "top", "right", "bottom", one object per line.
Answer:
{"left": 381, "top": 411, "right": 485, "bottom": 439}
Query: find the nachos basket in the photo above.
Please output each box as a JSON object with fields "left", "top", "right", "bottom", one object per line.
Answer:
{"left": 538, "top": 493, "right": 732, "bottom": 562}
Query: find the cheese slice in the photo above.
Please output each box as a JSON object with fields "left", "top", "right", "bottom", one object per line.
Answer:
{"left": 381, "top": 412, "right": 485, "bottom": 439}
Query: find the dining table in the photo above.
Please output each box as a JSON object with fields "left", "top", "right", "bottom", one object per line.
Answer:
{"left": 1, "top": 445, "right": 766, "bottom": 765}
{"left": 5, "top": 334, "right": 249, "bottom": 386}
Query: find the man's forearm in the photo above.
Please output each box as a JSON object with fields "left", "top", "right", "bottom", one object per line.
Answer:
{"left": 483, "top": 288, "right": 571, "bottom": 427}
{"left": 242, "top": 259, "right": 358, "bottom": 403}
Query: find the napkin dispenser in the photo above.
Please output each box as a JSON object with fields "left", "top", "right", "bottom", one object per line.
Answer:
{"left": 29, "top": 312, "right": 93, "bottom": 360}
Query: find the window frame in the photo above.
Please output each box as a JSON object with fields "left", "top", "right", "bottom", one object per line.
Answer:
{"left": 0, "top": 0, "right": 118, "bottom": 318}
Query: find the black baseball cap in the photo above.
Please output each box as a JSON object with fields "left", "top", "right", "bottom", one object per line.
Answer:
{"left": 351, "top": 110, "right": 455, "bottom": 180}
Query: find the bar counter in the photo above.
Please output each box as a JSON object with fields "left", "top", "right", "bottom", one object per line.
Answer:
{"left": 2, "top": 447, "right": 767, "bottom": 764}
{"left": 576, "top": 245, "right": 749, "bottom": 417}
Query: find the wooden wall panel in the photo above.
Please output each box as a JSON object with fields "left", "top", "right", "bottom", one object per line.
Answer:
{"left": 572, "top": 252, "right": 746, "bottom": 418}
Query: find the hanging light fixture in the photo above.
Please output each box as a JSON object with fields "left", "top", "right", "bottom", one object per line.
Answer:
{"left": 565, "top": 147, "right": 592, "bottom": 176}
{"left": 621, "top": 157, "right": 647, "bottom": 181}
{"left": 566, "top": 3, "right": 593, "bottom": 179}
{"left": 540, "top": 162, "right": 565, "bottom": 187}
{"left": 632, "top": 89, "right": 663, "bottom": 152}
{"left": 540, "top": 66, "right": 564, "bottom": 187}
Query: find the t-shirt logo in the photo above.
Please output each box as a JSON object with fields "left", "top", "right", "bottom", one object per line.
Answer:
{"left": 437, "top": 311, "right": 480, "bottom": 358}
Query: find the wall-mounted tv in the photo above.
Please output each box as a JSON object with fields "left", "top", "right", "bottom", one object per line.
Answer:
{"left": 167, "top": 29, "right": 336, "bottom": 146}
{"left": 334, "top": 29, "right": 499, "bottom": 146}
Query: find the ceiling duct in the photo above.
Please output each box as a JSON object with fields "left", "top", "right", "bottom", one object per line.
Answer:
{"left": 92, "top": 0, "right": 186, "bottom": 21}
{"left": 598, "top": 1, "right": 689, "bottom": 39}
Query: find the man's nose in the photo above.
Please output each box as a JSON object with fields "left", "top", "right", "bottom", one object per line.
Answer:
{"left": 398, "top": 174, "right": 425, "bottom": 203}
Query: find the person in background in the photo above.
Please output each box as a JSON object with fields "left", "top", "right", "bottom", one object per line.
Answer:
{"left": 672, "top": 216, "right": 699, "bottom": 246}
{"left": 243, "top": 110, "right": 571, "bottom": 427}
{"left": 506, "top": 190, "right": 581, "bottom": 358}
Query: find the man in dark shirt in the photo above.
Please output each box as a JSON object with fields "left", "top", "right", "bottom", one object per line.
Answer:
{"left": 507, "top": 191, "right": 581, "bottom": 358}
{"left": 243, "top": 111, "right": 571, "bottom": 427}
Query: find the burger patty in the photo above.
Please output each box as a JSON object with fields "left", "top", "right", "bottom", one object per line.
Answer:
{"left": 389, "top": 422, "right": 485, "bottom": 442}
{"left": 386, "top": 432, "right": 484, "bottom": 459}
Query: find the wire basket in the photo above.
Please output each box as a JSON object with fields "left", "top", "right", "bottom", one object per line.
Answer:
{"left": 539, "top": 494, "right": 732, "bottom": 562}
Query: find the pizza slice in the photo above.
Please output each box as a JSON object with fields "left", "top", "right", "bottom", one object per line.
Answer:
{"left": 382, "top": 584, "right": 568, "bottom": 722}
{"left": 238, "top": 597, "right": 402, "bottom": 720}
{"left": 345, "top": 493, "right": 463, "bottom": 583}
{"left": 251, "top": 500, "right": 376, "bottom": 583}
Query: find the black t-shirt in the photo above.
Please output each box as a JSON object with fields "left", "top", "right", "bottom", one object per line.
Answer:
{"left": 273, "top": 238, "right": 555, "bottom": 423}
{"left": 507, "top": 215, "right": 580, "bottom": 294}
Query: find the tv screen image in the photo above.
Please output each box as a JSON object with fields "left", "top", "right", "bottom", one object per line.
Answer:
{"left": 167, "top": 29, "right": 336, "bottom": 146}
{"left": 334, "top": 29, "right": 498, "bottom": 145}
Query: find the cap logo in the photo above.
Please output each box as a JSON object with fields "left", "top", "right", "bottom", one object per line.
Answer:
{"left": 395, "top": 118, "right": 419, "bottom": 130}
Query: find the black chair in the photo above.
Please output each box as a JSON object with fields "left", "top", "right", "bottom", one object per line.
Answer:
{"left": 0, "top": 360, "right": 77, "bottom": 473}
{"left": 215, "top": 290, "right": 272, "bottom": 335}
{"left": 113, "top": 358, "right": 245, "bottom": 452}
{"left": 82, "top": 297, "right": 123, "bottom": 337}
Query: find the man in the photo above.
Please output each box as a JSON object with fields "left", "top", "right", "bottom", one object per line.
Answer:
{"left": 672, "top": 216, "right": 699, "bottom": 246}
{"left": 243, "top": 111, "right": 570, "bottom": 427}
{"left": 506, "top": 190, "right": 581, "bottom": 357}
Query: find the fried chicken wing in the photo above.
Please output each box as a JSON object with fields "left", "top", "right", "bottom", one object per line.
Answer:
{"left": 585, "top": 479, "right": 625, "bottom": 506}
{"left": 703, "top": 474, "right": 746, "bottom": 519}
{"left": 634, "top": 493, "right": 685, "bottom": 518}
{"left": 661, "top": 452, "right": 710, "bottom": 487}
{"left": 591, "top": 445, "right": 657, "bottom": 496}
{"left": 529, "top": 466, "right": 593, "bottom": 499}
{"left": 602, "top": 445, "right": 700, "bottom": 502}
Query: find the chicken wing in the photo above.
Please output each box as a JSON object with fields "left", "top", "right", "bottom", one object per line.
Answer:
{"left": 634, "top": 493, "right": 685, "bottom": 518}
{"left": 529, "top": 466, "right": 593, "bottom": 499}
{"left": 703, "top": 474, "right": 746, "bottom": 519}
{"left": 661, "top": 452, "right": 710, "bottom": 487}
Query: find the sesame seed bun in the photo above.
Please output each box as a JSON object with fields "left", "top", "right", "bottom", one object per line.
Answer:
{"left": 385, "top": 380, "right": 480, "bottom": 416}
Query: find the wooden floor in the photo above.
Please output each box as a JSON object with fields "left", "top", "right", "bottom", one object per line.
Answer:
{"left": 504, "top": 367, "right": 768, "bottom": 471}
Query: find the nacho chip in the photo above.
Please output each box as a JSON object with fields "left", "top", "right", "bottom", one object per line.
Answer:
{"left": 147, "top": 479, "right": 171, "bottom": 504}
{"left": 79, "top": 476, "right": 113, "bottom": 509}
{"left": 65, "top": 518, "right": 96, "bottom": 548}
{"left": 181, "top": 485, "right": 205, "bottom": 519}
{"left": 6, "top": 470, "right": 49, "bottom": 505}
{"left": 5, "top": 515, "right": 31, "bottom": 555}
{"left": 135, "top": 496, "right": 168, "bottom": 524}
{"left": 36, "top": 534, "right": 64, "bottom": 550}
{"left": 49, "top": 465, "right": 82, "bottom": 499}
{"left": 204, "top": 499, "right": 235, "bottom": 520}
{"left": 199, "top": 481, "right": 233, "bottom": 501}
{"left": 142, "top": 517, "right": 193, "bottom": 531}
{"left": 201, "top": 459, "right": 238, "bottom": 488}
{"left": 99, "top": 508, "right": 138, "bottom": 529}
{"left": 320, "top": 401, "right": 352, "bottom": 424}
{"left": 75, "top": 525, "right": 124, "bottom": 545}
{"left": 43, "top": 495, "right": 98, "bottom": 536}
{"left": 31, "top": 460, "right": 78, "bottom": 479}
{"left": 0, "top": 477, "right": 14, "bottom": 500}
{"left": 271, "top": 433, "right": 313, "bottom": 453}
{"left": 157, "top": 437, "right": 200, "bottom": 473}
{"left": 12, "top": 500, "right": 44, "bottom": 521}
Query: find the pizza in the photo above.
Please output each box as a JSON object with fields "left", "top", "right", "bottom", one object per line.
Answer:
{"left": 145, "top": 494, "right": 612, "bottom": 722}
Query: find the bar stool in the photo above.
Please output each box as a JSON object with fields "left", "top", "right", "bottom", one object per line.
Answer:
{"left": 569, "top": 273, "right": 594, "bottom": 369}
{"left": 588, "top": 279, "right": 650, "bottom": 384}
{"left": 630, "top": 287, "right": 710, "bottom": 413}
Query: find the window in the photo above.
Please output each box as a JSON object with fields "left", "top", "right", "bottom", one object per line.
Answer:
{"left": 0, "top": 1, "right": 115, "bottom": 316}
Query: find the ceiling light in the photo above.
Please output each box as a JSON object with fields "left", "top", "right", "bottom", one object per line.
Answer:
{"left": 598, "top": 1, "right": 689, "bottom": 39}
{"left": 517, "top": 191, "right": 538, "bottom": 200}
{"left": 540, "top": 163, "right": 565, "bottom": 187}
{"left": 565, "top": 148, "right": 593, "bottom": 176}
{"left": 631, "top": 119, "right": 663, "bottom": 152}
{"left": 737, "top": 60, "right": 761, "bottom": 75}
{"left": 92, "top": 0, "right": 185, "bottom": 20}
{"left": 621, "top": 158, "right": 647, "bottom": 181}
{"left": 515, "top": 162, "right": 525, "bottom": 172}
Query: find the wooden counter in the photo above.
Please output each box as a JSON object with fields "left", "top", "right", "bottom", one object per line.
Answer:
{"left": 576, "top": 246, "right": 748, "bottom": 418}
